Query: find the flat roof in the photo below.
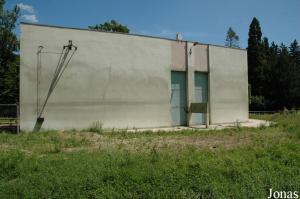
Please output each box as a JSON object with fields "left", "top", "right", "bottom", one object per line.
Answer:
{"left": 21, "top": 22, "right": 247, "bottom": 51}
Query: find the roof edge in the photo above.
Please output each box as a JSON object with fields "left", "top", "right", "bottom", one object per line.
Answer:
{"left": 20, "top": 22, "right": 247, "bottom": 51}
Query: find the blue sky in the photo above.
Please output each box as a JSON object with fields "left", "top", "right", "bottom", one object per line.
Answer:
{"left": 5, "top": 0, "right": 300, "bottom": 48}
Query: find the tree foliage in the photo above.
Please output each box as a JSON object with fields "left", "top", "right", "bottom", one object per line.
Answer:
{"left": 88, "top": 20, "right": 130, "bottom": 33}
{"left": 248, "top": 17, "right": 300, "bottom": 110}
{"left": 248, "top": 17, "right": 264, "bottom": 97}
{"left": 0, "top": 0, "right": 20, "bottom": 104}
{"left": 290, "top": 40, "right": 300, "bottom": 64}
{"left": 225, "top": 27, "right": 239, "bottom": 48}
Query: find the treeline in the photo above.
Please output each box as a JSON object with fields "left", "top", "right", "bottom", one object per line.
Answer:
{"left": 248, "top": 17, "right": 300, "bottom": 111}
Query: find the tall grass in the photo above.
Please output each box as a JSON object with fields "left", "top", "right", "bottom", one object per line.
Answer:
{"left": 251, "top": 111, "right": 300, "bottom": 138}
{"left": 86, "top": 121, "right": 103, "bottom": 133}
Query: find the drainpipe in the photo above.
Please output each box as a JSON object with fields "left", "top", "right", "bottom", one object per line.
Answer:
{"left": 207, "top": 45, "right": 211, "bottom": 126}
{"left": 185, "top": 41, "right": 190, "bottom": 126}
{"left": 185, "top": 41, "right": 191, "bottom": 127}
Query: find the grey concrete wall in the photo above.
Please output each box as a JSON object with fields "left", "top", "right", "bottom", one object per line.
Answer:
{"left": 186, "top": 42, "right": 195, "bottom": 125}
{"left": 20, "top": 23, "right": 249, "bottom": 130}
{"left": 208, "top": 45, "right": 248, "bottom": 124}
{"left": 186, "top": 43, "right": 210, "bottom": 126}
{"left": 20, "top": 24, "right": 173, "bottom": 130}
{"left": 191, "top": 44, "right": 208, "bottom": 72}
{"left": 171, "top": 41, "right": 186, "bottom": 71}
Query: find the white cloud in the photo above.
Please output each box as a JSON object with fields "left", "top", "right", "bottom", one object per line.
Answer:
{"left": 22, "top": 14, "right": 38, "bottom": 23}
{"left": 17, "top": 3, "right": 38, "bottom": 23}
{"left": 17, "top": 3, "right": 34, "bottom": 13}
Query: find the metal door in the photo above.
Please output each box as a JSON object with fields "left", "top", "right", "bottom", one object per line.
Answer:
{"left": 171, "top": 72, "right": 187, "bottom": 126}
{"left": 194, "top": 72, "right": 208, "bottom": 124}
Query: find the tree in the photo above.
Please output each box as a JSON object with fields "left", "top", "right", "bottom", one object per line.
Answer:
{"left": 272, "top": 44, "right": 291, "bottom": 108}
{"left": 289, "top": 39, "right": 300, "bottom": 64}
{"left": 247, "top": 17, "right": 264, "bottom": 98}
{"left": 225, "top": 27, "right": 239, "bottom": 48}
{"left": 247, "top": 17, "right": 300, "bottom": 110}
{"left": 2, "top": 56, "right": 19, "bottom": 103}
{"left": 0, "top": 0, "right": 20, "bottom": 103}
{"left": 262, "top": 41, "right": 300, "bottom": 110}
{"left": 263, "top": 41, "right": 278, "bottom": 109}
{"left": 288, "top": 40, "right": 300, "bottom": 108}
{"left": 88, "top": 20, "right": 130, "bottom": 33}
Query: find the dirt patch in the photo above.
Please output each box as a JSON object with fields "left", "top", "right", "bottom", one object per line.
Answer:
{"left": 0, "top": 143, "right": 10, "bottom": 150}
{"left": 143, "top": 134, "right": 251, "bottom": 150}
{"left": 61, "top": 133, "right": 252, "bottom": 153}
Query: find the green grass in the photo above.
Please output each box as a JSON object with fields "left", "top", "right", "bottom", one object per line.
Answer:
{"left": 0, "top": 113, "right": 300, "bottom": 198}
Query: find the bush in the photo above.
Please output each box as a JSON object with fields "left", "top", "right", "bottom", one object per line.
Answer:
{"left": 86, "top": 121, "right": 103, "bottom": 133}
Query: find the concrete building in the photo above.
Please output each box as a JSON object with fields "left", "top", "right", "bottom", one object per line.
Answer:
{"left": 20, "top": 23, "right": 248, "bottom": 131}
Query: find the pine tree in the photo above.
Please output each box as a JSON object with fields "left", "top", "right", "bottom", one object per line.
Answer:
{"left": 260, "top": 37, "right": 272, "bottom": 108}
{"left": 274, "top": 44, "right": 291, "bottom": 108}
{"left": 225, "top": 27, "right": 239, "bottom": 48}
{"left": 288, "top": 40, "right": 300, "bottom": 108}
{"left": 247, "top": 17, "right": 265, "bottom": 108}
{"left": 289, "top": 40, "right": 300, "bottom": 64}
{"left": 265, "top": 42, "right": 280, "bottom": 109}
